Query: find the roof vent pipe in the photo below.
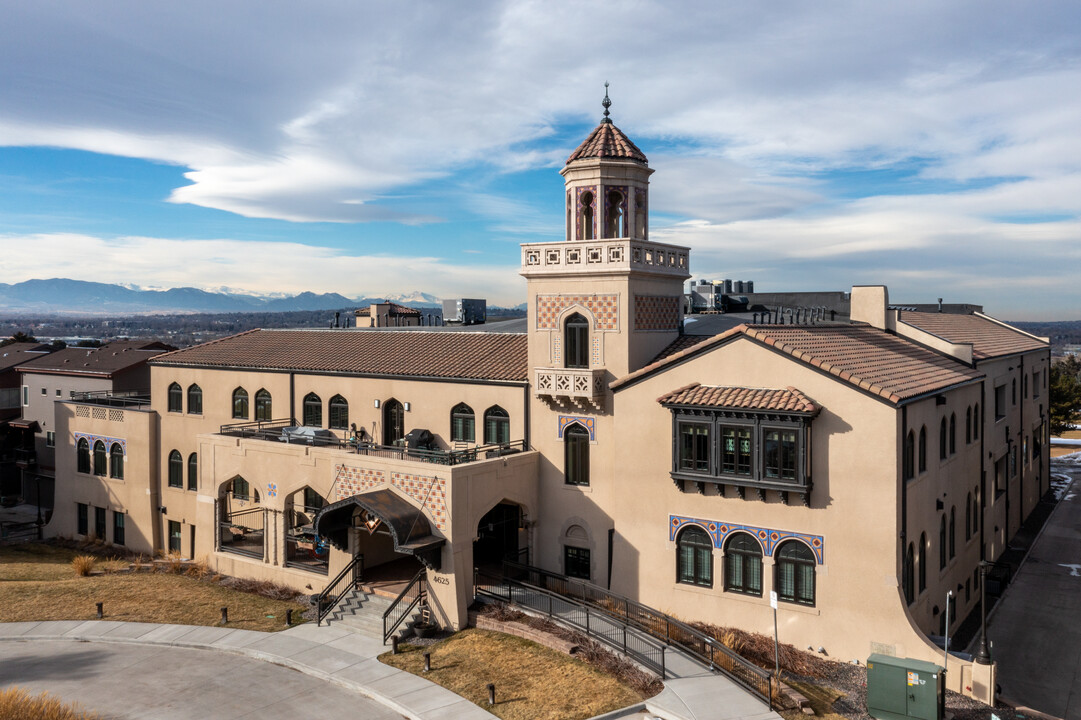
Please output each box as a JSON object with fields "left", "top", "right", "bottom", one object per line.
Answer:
{"left": 938, "top": 298, "right": 943, "bottom": 313}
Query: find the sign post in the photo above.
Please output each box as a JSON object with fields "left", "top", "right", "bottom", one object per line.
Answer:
{"left": 770, "top": 590, "right": 779, "bottom": 677}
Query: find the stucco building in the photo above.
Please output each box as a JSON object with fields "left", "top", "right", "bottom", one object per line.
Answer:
{"left": 46, "top": 113, "right": 1047, "bottom": 701}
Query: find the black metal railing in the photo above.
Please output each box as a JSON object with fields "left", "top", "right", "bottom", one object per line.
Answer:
{"left": 69, "top": 389, "right": 151, "bottom": 406}
{"left": 475, "top": 569, "right": 669, "bottom": 679}
{"left": 0, "top": 520, "right": 42, "bottom": 544}
{"left": 383, "top": 567, "right": 427, "bottom": 644}
{"left": 316, "top": 553, "right": 365, "bottom": 626}
{"left": 501, "top": 561, "right": 773, "bottom": 707}
{"left": 284, "top": 506, "right": 329, "bottom": 574}
{"left": 218, "top": 505, "right": 265, "bottom": 559}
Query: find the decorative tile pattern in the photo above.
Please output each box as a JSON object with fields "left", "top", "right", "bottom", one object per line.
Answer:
{"left": 669, "top": 514, "right": 824, "bottom": 564}
{"left": 536, "top": 294, "right": 619, "bottom": 331}
{"left": 334, "top": 464, "right": 448, "bottom": 531}
{"left": 634, "top": 295, "right": 680, "bottom": 332}
{"left": 74, "top": 432, "right": 125, "bottom": 454}
{"left": 267, "top": 483, "right": 278, "bottom": 497}
{"left": 557, "top": 415, "right": 596, "bottom": 441}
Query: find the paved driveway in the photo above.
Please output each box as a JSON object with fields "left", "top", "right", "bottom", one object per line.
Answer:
{"left": 988, "top": 456, "right": 1081, "bottom": 719}
{"left": 0, "top": 639, "right": 404, "bottom": 720}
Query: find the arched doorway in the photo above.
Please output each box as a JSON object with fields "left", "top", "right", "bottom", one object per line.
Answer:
{"left": 383, "top": 399, "right": 404, "bottom": 445}
{"left": 284, "top": 486, "right": 328, "bottom": 574}
{"left": 217, "top": 476, "right": 264, "bottom": 559}
{"left": 474, "top": 502, "right": 526, "bottom": 572}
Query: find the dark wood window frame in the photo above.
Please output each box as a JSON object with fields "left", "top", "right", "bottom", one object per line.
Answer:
{"left": 775, "top": 540, "right": 816, "bottom": 606}
{"left": 676, "top": 526, "right": 713, "bottom": 588}
{"left": 723, "top": 532, "right": 763, "bottom": 597}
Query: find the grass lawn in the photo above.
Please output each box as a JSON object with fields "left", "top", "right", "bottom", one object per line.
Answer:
{"left": 379, "top": 629, "right": 644, "bottom": 720}
{"left": 0, "top": 544, "right": 306, "bottom": 632}
{"left": 1051, "top": 429, "right": 1081, "bottom": 458}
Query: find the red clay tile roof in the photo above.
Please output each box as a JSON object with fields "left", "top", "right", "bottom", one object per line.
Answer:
{"left": 16, "top": 341, "right": 173, "bottom": 377}
{"left": 898, "top": 311, "right": 1047, "bottom": 360}
{"left": 567, "top": 122, "right": 648, "bottom": 165}
{"left": 614, "top": 324, "right": 983, "bottom": 404}
{"left": 658, "top": 383, "right": 818, "bottom": 414}
{"left": 150, "top": 329, "right": 527, "bottom": 382}
{"left": 653, "top": 335, "right": 714, "bottom": 362}
{"left": 355, "top": 302, "right": 421, "bottom": 317}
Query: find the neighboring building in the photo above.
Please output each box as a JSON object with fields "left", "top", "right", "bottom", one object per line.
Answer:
{"left": 0, "top": 342, "right": 54, "bottom": 502}
{"left": 354, "top": 302, "right": 423, "bottom": 327}
{"left": 46, "top": 112, "right": 1046, "bottom": 703}
{"left": 442, "top": 298, "right": 487, "bottom": 325}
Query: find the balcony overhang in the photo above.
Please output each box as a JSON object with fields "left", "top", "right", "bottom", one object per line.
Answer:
{"left": 313, "top": 488, "right": 444, "bottom": 570}
{"left": 535, "top": 367, "right": 606, "bottom": 409}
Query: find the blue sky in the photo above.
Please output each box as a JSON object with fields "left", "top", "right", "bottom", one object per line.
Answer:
{"left": 1, "top": 1, "right": 1079, "bottom": 319}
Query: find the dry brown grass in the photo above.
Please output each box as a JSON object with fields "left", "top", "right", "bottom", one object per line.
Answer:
{"left": 380, "top": 629, "right": 644, "bottom": 720}
{"left": 0, "top": 687, "right": 102, "bottom": 720}
{"left": 70, "top": 555, "right": 96, "bottom": 577}
{"left": 0, "top": 543, "right": 306, "bottom": 632}
{"left": 692, "top": 621, "right": 834, "bottom": 679}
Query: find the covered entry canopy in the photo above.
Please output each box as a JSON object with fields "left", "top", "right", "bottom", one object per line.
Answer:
{"left": 313, "top": 489, "right": 444, "bottom": 570}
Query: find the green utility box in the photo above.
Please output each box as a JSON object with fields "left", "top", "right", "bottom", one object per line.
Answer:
{"left": 866, "top": 654, "right": 945, "bottom": 720}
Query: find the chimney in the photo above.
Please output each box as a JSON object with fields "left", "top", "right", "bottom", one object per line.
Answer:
{"left": 850, "top": 285, "right": 889, "bottom": 330}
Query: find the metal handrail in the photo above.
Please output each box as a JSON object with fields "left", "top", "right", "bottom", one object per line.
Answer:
{"left": 475, "top": 568, "right": 669, "bottom": 679}
{"left": 315, "top": 553, "right": 364, "bottom": 626}
{"left": 383, "top": 567, "right": 426, "bottom": 644}
{"left": 502, "top": 561, "right": 773, "bottom": 707}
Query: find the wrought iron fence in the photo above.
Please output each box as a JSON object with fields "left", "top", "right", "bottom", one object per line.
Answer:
{"left": 218, "top": 505, "right": 265, "bottom": 559}
{"left": 383, "top": 567, "right": 427, "bottom": 644}
{"left": 316, "top": 553, "right": 365, "bottom": 626}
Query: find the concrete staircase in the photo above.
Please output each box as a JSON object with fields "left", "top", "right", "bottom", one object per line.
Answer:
{"left": 326, "top": 588, "right": 423, "bottom": 642}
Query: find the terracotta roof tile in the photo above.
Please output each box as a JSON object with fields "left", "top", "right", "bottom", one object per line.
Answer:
{"left": 150, "top": 329, "right": 527, "bottom": 383}
{"left": 614, "top": 324, "right": 983, "bottom": 404}
{"left": 567, "top": 122, "right": 648, "bottom": 165}
{"left": 653, "top": 334, "right": 713, "bottom": 362}
{"left": 898, "top": 311, "right": 1047, "bottom": 360}
{"left": 658, "top": 383, "right": 818, "bottom": 414}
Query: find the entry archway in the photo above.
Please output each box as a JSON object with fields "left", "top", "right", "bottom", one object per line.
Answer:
{"left": 474, "top": 501, "right": 527, "bottom": 572}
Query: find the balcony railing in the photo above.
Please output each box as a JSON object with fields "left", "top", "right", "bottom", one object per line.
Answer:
{"left": 218, "top": 418, "right": 527, "bottom": 466}
{"left": 14, "top": 448, "right": 36, "bottom": 468}
{"left": 534, "top": 367, "right": 606, "bottom": 407}
{"left": 69, "top": 390, "right": 151, "bottom": 407}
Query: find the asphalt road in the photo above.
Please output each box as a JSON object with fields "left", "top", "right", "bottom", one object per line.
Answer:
{"left": 0, "top": 639, "right": 405, "bottom": 720}
{"left": 988, "top": 454, "right": 1081, "bottom": 719}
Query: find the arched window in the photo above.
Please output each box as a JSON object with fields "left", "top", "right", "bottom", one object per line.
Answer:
{"left": 564, "top": 424, "right": 590, "bottom": 486}
{"left": 580, "top": 191, "right": 595, "bottom": 240}
{"left": 949, "top": 507, "right": 956, "bottom": 559}
{"left": 303, "top": 392, "right": 322, "bottom": 427}
{"left": 564, "top": 313, "right": 590, "bottom": 369}
{"left": 918, "top": 532, "right": 927, "bottom": 593}
{"left": 231, "top": 476, "right": 251, "bottom": 501}
{"left": 965, "top": 407, "right": 972, "bottom": 444}
{"left": 939, "top": 515, "right": 947, "bottom": 570}
{"left": 940, "top": 418, "right": 948, "bottom": 460}
{"left": 187, "top": 384, "right": 202, "bottom": 415}
{"left": 723, "top": 533, "right": 762, "bottom": 596}
{"left": 973, "top": 403, "right": 979, "bottom": 439}
{"left": 255, "top": 389, "right": 272, "bottom": 422}
{"left": 93, "top": 440, "right": 107, "bottom": 477}
{"left": 232, "top": 387, "right": 249, "bottom": 419}
{"left": 328, "top": 395, "right": 348, "bottom": 430}
{"left": 918, "top": 426, "right": 927, "bottom": 473}
{"left": 677, "top": 526, "right": 713, "bottom": 588}
{"left": 168, "top": 450, "right": 183, "bottom": 488}
{"left": 187, "top": 453, "right": 198, "bottom": 491}
{"left": 903, "top": 430, "right": 915, "bottom": 480}
{"left": 450, "top": 403, "right": 475, "bottom": 443}
{"left": 904, "top": 543, "right": 915, "bottom": 604}
{"left": 167, "top": 382, "right": 183, "bottom": 413}
{"left": 77, "top": 438, "right": 91, "bottom": 474}
{"left": 965, "top": 493, "right": 972, "bottom": 539}
{"left": 775, "top": 541, "right": 815, "bottom": 606}
{"left": 109, "top": 443, "right": 124, "bottom": 480}
{"left": 484, "top": 406, "right": 510, "bottom": 445}
{"left": 972, "top": 489, "right": 979, "bottom": 534}
{"left": 605, "top": 189, "right": 624, "bottom": 238}
{"left": 383, "top": 399, "right": 405, "bottom": 445}
{"left": 949, "top": 413, "right": 957, "bottom": 455}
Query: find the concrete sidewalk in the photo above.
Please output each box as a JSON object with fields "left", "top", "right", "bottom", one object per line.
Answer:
{"left": 0, "top": 620, "right": 495, "bottom": 720}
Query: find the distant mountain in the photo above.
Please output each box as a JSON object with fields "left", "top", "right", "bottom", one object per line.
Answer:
{"left": 0, "top": 279, "right": 446, "bottom": 315}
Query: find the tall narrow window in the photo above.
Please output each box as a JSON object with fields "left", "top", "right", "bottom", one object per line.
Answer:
{"left": 966, "top": 407, "right": 972, "bottom": 444}
{"left": 187, "top": 453, "right": 198, "bottom": 491}
{"left": 564, "top": 313, "right": 589, "bottom": 369}
{"left": 168, "top": 520, "right": 182, "bottom": 554}
{"left": 724, "top": 533, "right": 762, "bottom": 596}
{"left": 187, "top": 384, "right": 202, "bottom": 415}
{"left": 918, "top": 426, "right": 927, "bottom": 473}
{"left": 564, "top": 424, "right": 590, "bottom": 486}
{"left": 95, "top": 507, "right": 106, "bottom": 540}
{"left": 973, "top": 403, "right": 980, "bottom": 439}
{"left": 940, "top": 418, "right": 948, "bottom": 460}
{"left": 579, "top": 191, "right": 595, "bottom": 240}
{"left": 109, "top": 443, "right": 124, "bottom": 480}
{"left": 763, "top": 428, "right": 797, "bottom": 480}
{"left": 77, "top": 503, "right": 88, "bottom": 536}
{"left": 168, "top": 382, "right": 182, "bottom": 413}
{"left": 720, "top": 426, "right": 752, "bottom": 476}
{"left": 77, "top": 438, "right": 90, "bottom": 474}
{"left": 949, "top": 413, "right": 957, "bottom": 455}
{"left": 904, "top": 543, "right": 915, "bottom": 604}
{"left": 903, "top": 430, "right": 915, "bottom": 480}
{"left": 255, "top": 389, "right": 272, "bottom": 421}
{"left": 383, "top": 399, "right": 405, "bottom": 445}
{"left": 232, "top": 387, "right": 249, "bottom": 419}
{"left": 232, "top": 476, "right": 251, "bottom": 501}
{"left": 972, "top": 491, "right": 980, "bottom": 534}
{"left": 939, "top": 515, "right": 947, "bottom": 570}
{"left": 168, "top": 450, "right": 183, "bottom": 488}
{"left": 484, "top": 406, "right": 510, "bottom": 445}
{"left": 949, "top": 507, "right": 956, "bottom": 559}
{"left": 328, "top": 395, "right": 349, "bottom": 430}
{"left": 678, "top": 422, "right": 711, "bottom": 473}
{"left": 605, "top": 190, "right": 624, "bottom": 238}
{"left": 775, "top": 541, "right": 815, "bottom": 606}
{"left": 918, "top": 533, "right": 927, "bottom": 593}
{"left": 965, "top": 493, "right": 972, "bottom": 540}
{"left": 303, "top": 392, "right": 322, "bottom": 427}
{"left": 113, "top": 512, "right": 125, "bottom": 546}
{"left": 677, "top": 526, "right": 713, "bottom": 588}
{"left": 451, "top": 403, "right": 475, "bottom": 443}
{"left": 93, "top": 441, "right": 107, "bottom": 477}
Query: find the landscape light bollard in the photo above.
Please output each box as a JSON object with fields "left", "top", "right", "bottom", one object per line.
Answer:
{"left": 285, "top": 609, "right": 292, "bottom": 626}
{"left": 96, "top": 602, "right": 103, "bottom": 619}
{"left": 975, "top": 561, "right": 992, "bottom": 665}
{"left": 220, "top": 607, "right": 228, "bottom": 625}
{"left": 423, "top": 652, "right": 431, "bottom": 673}
{"left": 487, "top": 683, "right": 496, "bottom": 706}
{"left": 391, "top": 636, "right": 399, "bottom": 655}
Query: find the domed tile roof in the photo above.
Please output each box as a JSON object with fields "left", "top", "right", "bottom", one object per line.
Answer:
{"left": 566, "top": 121, "right": 648, "bottom": 165}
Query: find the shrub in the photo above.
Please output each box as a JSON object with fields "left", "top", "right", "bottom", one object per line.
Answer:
{"left": 71, "top": 555, "right": 96, "bottom": 577}
{"left": 0, "top": 686, "right": 102, "bottom": 719}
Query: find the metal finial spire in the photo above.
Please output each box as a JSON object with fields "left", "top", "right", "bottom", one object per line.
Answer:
{"left": 601, "top": 82, "right": 612, "bottom": 123}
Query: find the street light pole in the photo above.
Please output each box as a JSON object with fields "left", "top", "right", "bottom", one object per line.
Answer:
{"left": 974, "top": 560, "right": 992, "bottom": 664}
